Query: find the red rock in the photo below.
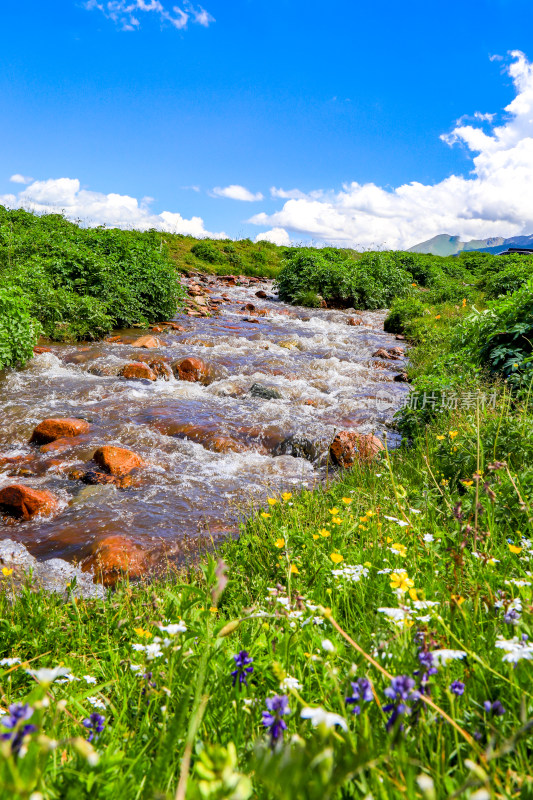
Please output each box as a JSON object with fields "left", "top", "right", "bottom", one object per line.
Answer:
{"left": 150, "top": 326, "right": 164, "bottom": 333}
{"left": 105, "top": 335, "right": 122, "bottom": 343}
{"left": 131, "top": 335, "right": 162, "bottom": 348}
{"left": 0, "top": 484, "right": 59, "bottom": 520}
{"left": 93, "top": 446, "right": 146, "bottom": 477}
{"left": 33, "top": 346, "right": 52, "bottom": 354}
{"left": 255, "top": 290, "right": 267, "bottom": 299}
{"left": 388, "top": 347, "right": 404, "bottom": 357}
{"left": 30, "top": 418, "right": 91, "bottom": 445}
{"left": 205, "top": 436, "right": 246, "bottom": 454}
{"left": 81, "top": 535, "right": 147, "bottom": 585}
{"left": 149, "top": 359, "right": 173, "bottom": 381}
{"left": 243, "top": 303, "right": 256, "bottom": 312}
{"left": 120, "top": 362, "right": 157, "bottom": 381}
{"left": 395, "top": 334, "right": 406, "bottom": 341}
{"left": 329, "top": 431, "right": 384, "bottom": 468}
{"left": 172, "top": 357, "right": 211, "bottom": 383}
{"left": 164, "top": 322, "right": 186, "bottom": 331}
{"left": 347, "top": 317, "right": 363, "bottom": 326}
{"left": 40, "top": 436, "right": 89, "bottom": 454}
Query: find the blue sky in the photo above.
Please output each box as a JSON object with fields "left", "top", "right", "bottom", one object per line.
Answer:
{"left": 2, "top": 0, "right": 533, "bottom": 248}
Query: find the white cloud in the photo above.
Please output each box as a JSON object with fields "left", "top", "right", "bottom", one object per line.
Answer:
{"left": 0, "top": 177, "right": 226, "bottom": 239}
{"left": 250, "top": 51, "right": 533, "bottom": 249}
{"left": 85, "top": 0, "right": 214, "bottom": 32}
{"left": 255, "top": 227, "right": 291, "bottom": 246}
{"left": 210, "top": 185, "right": 264, "bottom": 202}
{"left": 10, "top": 174, "right": 34, "bottom": 185}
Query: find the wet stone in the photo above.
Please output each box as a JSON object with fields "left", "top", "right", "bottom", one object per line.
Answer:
{"left": 249, "top": 383, "right": 282, "bottom": 400}
{"left": 0, "top": 484, "right": 60, "bottom": 520}
{"left": 93, "top": 446, "right": 146, "bottom": 477}
{"left": 30, "top": 418, "right": 91, "bottom": 445}
{"left": 273, "top": 435, "right": 319, "bottom": 462}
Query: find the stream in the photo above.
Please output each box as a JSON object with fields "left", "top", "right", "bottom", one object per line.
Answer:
{"left": 0, "top": 274, "right": 408, "bottom": 587}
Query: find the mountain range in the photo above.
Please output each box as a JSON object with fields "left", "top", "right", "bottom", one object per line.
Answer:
{"left": 408, "top": 233, "right": 533, "bottom": 256}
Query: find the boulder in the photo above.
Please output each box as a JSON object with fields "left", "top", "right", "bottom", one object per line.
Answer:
{"left": 205, "top": 436, "right": 246, "bottom": 454}
{"left": 0, "top": 484, "right": 59, "bottom": 520}
{"left": 388, "top": 347, "right": 404, "bottom": 357}
{"left": 149, "top": 359, "right": 173, "bottom": 381}
{"left": 273, "top": 435, "right": 318, "bottom": 462}
{"left": 30, "top": 418, "right": 90, "bottom": 445}
{"left": 93, "top": 446, "right": 146, "bottom": 477}
{"left": 33, "top": 346, "right": 52, "bottom": 355}
{"left": 394, "top": 372, "right": 409, "bottom": 382}
{"left": 130, "top": 335, "right": 161, "bottom": 349}
{"left": 172, "top": 357, "right": 211, "bottom": 383}
{"left": 81, "top": 535, "right": 147, "bottom": 586}
{"left": 255, "top": 290, "right": 267, "bottom": 299}
{"left": 120, "top": 362, "right": 157, "bottom": 381}
{"left": 372, "top": 348, "right": 395, "bottom": 359}
{"left": 40, "top": 436, "right": 88, "bottom": 455}
{"left": 329, "top": 431, "right": 384, "bottom": 468}
{"left": 249, "top": 383, "right": 282, "bottom": 400}
{"left": 347, "top": 317, "right": 363, "bottom": 326}
{"left": 164, "top": 322, "right": 186, "bottom": 331}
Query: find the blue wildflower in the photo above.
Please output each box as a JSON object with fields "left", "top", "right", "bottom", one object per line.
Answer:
{"left": 262, "top": 695, "right": 290, "bottom": 746}
{"left": 82, "top": 712, "right": 105, "bottom": 742}
{"left": 418, "top": 650, "right": 434, "bottom": 671}
{"left": 0, "top": 703, "right": 37, "bottom": 756}
{"left": 345, "top": 678, "right": 373, "bottom": 715}
{"left": 383, "top": 675, "right": 420, "bottom": 732}
{"left": 484, "top": 700, "right": 505, "bottom": 716}
{"left": 450, "top": 680, "right": 465, "bottom": 696}
{"left": 231, "top": 651, "right": 254, "bottom": 688}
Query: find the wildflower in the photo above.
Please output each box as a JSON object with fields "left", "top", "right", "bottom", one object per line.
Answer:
{"left": 390, "top": 543, "right": 407, "bottom": 557}
{"left": 462, "top": 480, "right": 473, "bottom": 487}
{"left": 390, "top": 571, "right": 414, "bottom": 594}
{"left": 342, "top": 497, "right": 352, "bottom": 505}
{"left": 160, "top": 622, "right": 187, "bottom": 635}
{"left": 495, "top": 634, "right": 533, "bottom": 663}
{"left": 231, "top": 651, "right": 254, "bottom": 688}
{"left": 417, "top": 651, "right": 435, "bottom": 671}
{"left": 312, "top": 533, "right": 319, "bottom": 540}
{"left": 329, "top": 507, "right": 339, "bottom": 515}
{"left": 319, "top": 528, "right": 330, "bottom": 538}
{"left": 289, "top": 564, "right": 299, "bottom": 575}
{"left": 83, "top": 676, "right": 97, "bottom": 685}
{"left": 261, "top": 512, "right": 271, "bottom": 519}
{"left": 0, "top": 703, "right": 37, "bottom": 756}
{"left": 267, "top": 498, "right": 277, "bottom": 506}
{"left": 133, "top": 628, "right": 152, "bottom": 639}
{"left": 281, "top": 492, "right": 292, "bottom": 501}
{"left": 450, "top": 680, "right": 465, "bottom": 696}
{"left": 210, "top": 607, "right": 218, "bottom": 614}
{"left": 301, "top": 707, "right": 348, "bottom": 731}
{"left": 462, "top": 298, "right": 467, "bottom": 307}
{"left": 484, "top": 700, "right": 506, "bottom": 716}
{"left": 451, "top": 594, "right": 465, "bottom": 605}
{"left": 1, "top": 568, "right": 13, "bottom": 577}
{"left": 87, "top": 697, "right": 106, "bottom": 710}
{"left": 423, "top": 534, "right": 434, "bottom": 543}
{"left": 330, "top": 553, "right": 343, "bottom": 564}
{"left": 274, "top": 538, "right": 285, "bottom": 549}
{"left": 449, "top": 431, "right": 458, "bottom": 439}
{"left": 26, "top": 666, "right": 71, "bottom": 685}
{"left": 280, "top": 676, "right": 301, "bottom": 691}
{"left": 331, "top": 564, "right": 369, "bottom": 582}
{"left": 262, "top": 695, "right": 290, "bottom": 746}
{"left": 430, "top": 649, "right": 467, "bottom": 666}
{"left": 321, "top": 639, "right": 335, "bottom": 653}
{"left": 0, "top": 658, "right": 21, "bottom": 667}
{"left": 384, "top": 515, "right": 409, "bottom": 527}
{"left": 508, "top": 544, "right": 522, "bottom": 554}
{"left": 383, "top": 676, "right": 420, "bottom": 731}
{"left": 130, "top": 664, "right": 142, "bottom": 672}
{"left": 345, "top": 678, "right": 373, "bottom": 714}
{"left": 332, "top": 516, "right": 342, "bottom": 525}
{"left": 378, "top": 606, "right": 413, "bottom": 626}
{"left": 82, "top": 713, "right": 105, "bottom": 742}
{"left": 435, "top": 315, "right": 441, "bottom": 320}
{"left": 436, "top": 435, "right": 445, "bottom": 441}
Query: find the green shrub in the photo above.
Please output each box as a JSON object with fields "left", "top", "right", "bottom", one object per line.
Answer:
{"left": 384, "top": 297, "right": 426, "bottom": 333}
{"left": 191, "top": 241, "right": 223, "bottom": 264}
{"left": 480, "top": 261, "right": 533, "bottom": 298}
{"left": 0, "top": 286, "right": 38, "bottom": 369}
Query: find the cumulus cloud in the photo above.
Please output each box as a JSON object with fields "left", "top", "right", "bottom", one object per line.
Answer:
{"left": 210, "top": 185, "right": 264, "bottom": 202}
{"left": 250, "top": 51, "right": 533, "bottom": 249}
{"left": 10, "top": 174, "right": 34, "bottom": 185}
{"left": 255, "top": 227, "right": 292, "bottom": 246}
{"left": 0, "top": 177, "right": 226, "bottom": 239}
{"left": 85, "top": 0, "right": 214, "bottom": 32}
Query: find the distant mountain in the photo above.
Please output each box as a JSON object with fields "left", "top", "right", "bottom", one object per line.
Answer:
{"left": 408, "top": 233, "right": 533, "bottom": 256}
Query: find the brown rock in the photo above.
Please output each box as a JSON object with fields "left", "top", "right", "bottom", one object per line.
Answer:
{"left": 105, "top": 335, "right": 122, "bottom": 343}
{"left": 40, "top": 436, "right": 89, "bottom": 455}
{"left": 347, "top": 316, "right": 363, "bottom": 326}
{"left": 120, "top": 362, "right": 157, "bottom": 381}
{"left": 388, "top": 347, "right": 404, "bottom": 357}
{"left": 30, "top": 418, "right": 91, "bottom": 445}
{"left": 243, "top": 303, "right": 256, "bottom": 312}
{"left": 33, "top": 346, "right": 52, "bottom": 354}
{"left": 172, "top": 357, "right": 211, "bottom": 383}
{"left": 149, "top": 359, "right": 173, "bottom": 381}
{"left": 372, "top": 348, "right": 396, "bottom": 359}
{"left": 93, "top": 446, "right": 146, "bottom": 477}
{"left": 329, "top": 431, "right": 384, "bottom": 468}
{"left": 255, "top": 290, "right": 267, "bottom": 299}
{"left": 164, "top": 322, "right": 186, "bottom": 331}
{"left": 131, "top": 335, "right": 161, "bottom": 349}
{"left": 81, "top": 535, "right": 146, "bottom": 585}
{"left": 394, "top": 372, "right": 409, "bottom": 382}
{"left": 395, "top": 334, "right": 406, "bottom": 341}
{"left": 205, "top": 436, "right": 246, "bottom": 454}
{"left": 0, "top": 484, "right": 59, "bottom": 520}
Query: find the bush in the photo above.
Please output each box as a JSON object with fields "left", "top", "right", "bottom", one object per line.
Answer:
{"left": 480, "top": 261, "right": 533, "bottom": 298}
{"left": 384, "top": 297, "right": 426, "bottom": 333}
{"left": 0, "top": 286, "right": 38, "bottom": 369}
{"left": 191, "top": 241, "right": 223, "bottom": 264}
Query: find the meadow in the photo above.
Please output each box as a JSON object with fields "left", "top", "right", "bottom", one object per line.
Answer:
{"left": 1, "top": 209, "right": 533, "bottom": 798}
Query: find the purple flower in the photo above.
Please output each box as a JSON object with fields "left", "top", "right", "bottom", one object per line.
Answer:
{"left": 418, "top": 650, "right": 435, "bottom": 671}
{"left": 345, "top": 678, "right": 373, "bottom": 715}
{"left": 484, "top": 700, "right": 505, "bottom": 716}
{"left": 0, "top": 703, "right": 37, "bottom": 756}
{"left": 504, "top": 608, "right": 520, "bottom": 625}
{"left": 383, "top": 676, "right": 420, "bottom": 732}
{"left": 262, "top": 695, "right": 290, "bottom": 746}
{"left": 231, "top": 651, "right": 254, "bottom": 689}
{"left": 82, "top": 713, "right": 105, "bottom": 742}
{"left": 450, "top": 680, "right": 465, "bottom": 696}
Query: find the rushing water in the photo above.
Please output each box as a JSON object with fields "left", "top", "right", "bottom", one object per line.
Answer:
{"left": 0, "top": 276, "right": 408, "bottom": 574}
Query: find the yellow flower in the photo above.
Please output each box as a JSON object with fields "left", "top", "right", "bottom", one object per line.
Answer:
{"left": 462, "top": 480, "right": 473, "bottom": 487}
{"left": 261, "top": 512, "right": 271, "bottom": 519}
{"left": 134, "top": 628, "right": 152, "bottom": 639}
{"left": 342, "top": 497, "right": 352, "bottom": 505}
{"left": 2, "top": 568, "right": 13, "bottom": 577}
{"left": 390, "top": 571, "right": 414, "bottom": 593}
{"left": 275, "top": 538, "right": 285, "bottom": 549}
{"left": 267, "top": 497, "right": 277, "bottom": 506}
{"left": 366, "top": 510, "right": 374, "bottom": 517}
{"left": 290, "top": 564, "right": 300, "bottom": 575}
{"left": 281, "top": 492, "right": 292, "bottom": 501}
{"left": 436, "top": 435, "right": 445, "bottom": 441}
{"left": 435, "top": 314, "right": 441, "bottom": 320}
{"left": 312, "top": 533, "right": 319, "bottom": 540}
{"left": 462, "top": 298, "right": 467, "bottom": 307}
{"left": 411, "top": 282, "right": 417, "bottom": 287}
{"left": 358, "top": 524, "right": 367, "bottom": 530}
{"left": 408, "top": 588, "right": 419, "bottom": 601}
{"left": 391, "top": 543, "right": 407, "bottom": 557}
{"left": 449, "top": 430, "right": 458, "bottom": 439}
{"left": 359, "top": 516, "right": 368, "bottom": 523}
{"left": 508, "top": 544, "right": 522, "bottom": 554}
{"left": 364, "top": 561, "right": 372, "bottom": 568}
{"left": 209, "top": 607, "right": 218, "bottom": 614}
{"left": 319, "top": 528, "right": 331, "bottom": 538}
{"left": 332, "top": 517, "right": 342, "bottom": 525}
{"left": 329, "top": 507, "right": 339, "bottom": 515}
{"left": 451, "top": 594, "right": 465, "bottom": 605}
{"left": 386, "top": 536, "right": 393, "bottom": 544}
{"left": 330, "top": 553, "right": 344, "bottom": 564}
